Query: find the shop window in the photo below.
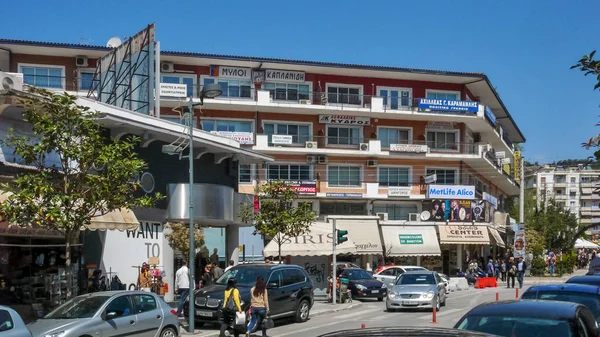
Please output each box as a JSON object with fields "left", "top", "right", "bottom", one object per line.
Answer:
{"left": 327, "top": 85, "right": 362, "bottom": 105}
{"left": 263, "top": 82, "right": 310, "bottom": 101}
{"left": 426, "top": 168, "right": 456, "bottom": 185}
{"left": 264, "top": 123, "right": 311, "bottom": 145}
{"left": 133, "top": 294, "right": 157, "bottom": 313}
{"left": 379, "top": 87, "right": 411, "bottom": 109}
{"left": 378, "top": 167, "right": 410, "bottom": 187}
{"left": 162, "top": 74, "right": 196, "bottom": 98}
{"left": 201, "top": 119, "right": 252, "bottom": 133}
{"left": 327, "top": 126, "right": 361, "bottom": 146}
{"left": 426, "top": 91, "right": 458, "bottom": 100}
{"left": 105, "top": 295, "right": 134, "bottom": 318}
{"left": 373, "top": 204, "right": 418, "bottom": 220}
{"left": 378, "top": 127, "right": 410, "bottom": 148}
{"left": 426, "top": 131, "right": 458, "bottom": 151}
{"left": 20, "top": 64, "right": 64, "bottom": 89}
{"left": 267, "top": 164, "right": 311, "bottom": 181}
{"left": 203, "top": 77, "right": 252, "bottom": 98}
{"left": 239, "top": 164, "right": 253, "bottom": 184}
{"left": 320, "top": 203, "right": 366, "bottom": 215}
{"left": 328, "top": 166, "right": 361, "bottom": 187}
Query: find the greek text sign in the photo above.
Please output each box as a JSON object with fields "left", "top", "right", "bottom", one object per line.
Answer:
{"left": 399, "top": 234, "right": 423, "bottom": 245}
{"left": 271, "top": 135, "right": 293, "bottom": 145}
{"left": 319, "top": 115, "right": 370, "bottom": 126}
{"left": 438, "top": 225, "right": 490, "bottom": 244}
{"left": 159, "top": 83, "right": 187, "bottom": 98}
{"left": 210, "top": 65, "right": 251, "bottom": 79}
{"left": 427, "top": 185, "right": 475, "bottom": 199}
{"left": 266, "top": 70, "right": 306, "bottom": 83}
{"left": 389, "top": 143, "right": 428, "bottom": 153}
{"left": 418, "top": 99, "right": 478, "bottom": 113}
{"left": 210, "top": 131, "right": 254, "bottom": 145}
{"left": 388, "top": 186, "right": 412, "bottom": 197}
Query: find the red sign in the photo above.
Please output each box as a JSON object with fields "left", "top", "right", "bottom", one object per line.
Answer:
{"left": 284, "top": 181, "right": 317, "bottom": 196}
{"left": 253, "top": 196, "right": 260, "bottom": 214}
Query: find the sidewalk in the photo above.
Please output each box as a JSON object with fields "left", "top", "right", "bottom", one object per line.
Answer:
{"left": 524, "top": 268, "right": 587, "bottom": 284}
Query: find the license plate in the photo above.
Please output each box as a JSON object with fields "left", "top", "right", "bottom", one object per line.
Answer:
{"left": 196, "top": 310, "right": 213, "bottom": 317}
{"left": 402, "top": 301, "right": 418, "bottom": 306}
{"left": 372, "top": 290, "right": 379, "bottom": 294}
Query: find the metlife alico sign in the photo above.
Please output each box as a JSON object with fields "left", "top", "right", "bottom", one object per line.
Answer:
{"left": 427, "top": 185, "right": 475, "bottom": 200}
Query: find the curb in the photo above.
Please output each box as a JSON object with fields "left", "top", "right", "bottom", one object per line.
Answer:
{"left": 310, "top": 301, "right": 363, "bottom": 316}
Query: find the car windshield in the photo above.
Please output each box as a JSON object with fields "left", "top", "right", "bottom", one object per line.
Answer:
{"left": 342, "top": 270, "right": 372, "bottom": 280}
{"left": 456, "top": 315, "right": 574, "bottom": 337}
{"left": 44, "top": 295, "right": 110, "bottom": 319}
{"left": 396, "top": 273, "right": 435, "bottom": 285}
{"left": 215, "top": 267, "right": 270, "bottom": 287}
{"left": 521, "top": 291, "right": 600, "bottom": 319}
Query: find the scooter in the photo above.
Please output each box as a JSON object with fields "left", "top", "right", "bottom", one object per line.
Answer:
{"left": 327, "top": 276, "right": 351, "bottom": 303}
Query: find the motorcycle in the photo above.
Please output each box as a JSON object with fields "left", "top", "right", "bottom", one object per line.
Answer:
{"left": 327, "top": 276, "right": 351, "bottom": 303}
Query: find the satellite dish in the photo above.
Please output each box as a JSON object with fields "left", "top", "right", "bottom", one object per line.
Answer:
{"left": 106, "top": 37, "right": 122, "bottom": 48}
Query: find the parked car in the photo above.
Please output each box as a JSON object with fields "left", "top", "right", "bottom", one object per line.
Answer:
{"left": 332, "top": 262, "right": 363, "bottom": 276}
{"left": 0, "top": 305, "right": 31, "bottom": 337}
{"left": 454, "top": 300, "right": 599, "bottom": 337}
{"left": 386, "top": 271, "right": 446, "bottom": 312}
{"left": 521, "top": 284, "right": 600, "bottom": 322}
{"left": 185, "top": 264, "right": 314, "bottom": 328}
{"left": 317, "top": 327, "right": 501, "bottom": 336}
{"left": 27, "top": 291, "right": 179, "bottom": 337}
{"left": 567, "top": 275, "right": 600, "bottom": 286}
{"left": 338, "top": 268, "right": 387, "bottom": 301}
{"left": 373, "top": 265, "right": 427, "bottom": 287}
{"left": 439, "top": 273, "right": 451, "bottom": 294}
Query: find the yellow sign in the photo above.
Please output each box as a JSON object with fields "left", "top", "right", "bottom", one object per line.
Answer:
{"left": 513, "top": 151, "right": 521, "bottom": 181}
{"left": 238, "top": 245, "right": 244, "bottom": 252}
{"left": 503, "top": 164, "right": 511, "bottom": 175}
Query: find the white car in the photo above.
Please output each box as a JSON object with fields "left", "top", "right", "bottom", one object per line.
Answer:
{"left": 373, "top": 265, "right": 427, "bottom": 288}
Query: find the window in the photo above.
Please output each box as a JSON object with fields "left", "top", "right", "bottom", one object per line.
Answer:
{"left": 426, "top": 168, "right": 456, "bottom": 185}
{"left": 105, "top": 295, "right": 134, "bottom": 318}
{"left": 133, "top": 294, "right": 157, "bottom": 314}
{"left": 263, "top": 82, "right": 310, "bottom": 101}
{"left": 79, "top": 70, "right": 98, "bottom": 91}
{"left": 378, "top": 167, "right": 410, "bottom": 187}
{"left": 239, "top": 164, "right": 253, "bottom": 184}
{"left": 373, "top": 203, "right": 418, "bottom": 220}
{"left": 263, "top": 122, "right": 311, "bottom": 144}
{"left": 267, "top": 270, "right": 282, "bottom": 288}
{"left": 162, "top": 74, "right": 196, "bottom": 98}
{"left": 203, "top": 77, "right": 252, "bottom": 98}
{"left": 267, "top": 164, "right": 311, "bottom": 181}
{"left": 327, "top": 126, "right": 361, "bottom": 146}
{"left": 282, "top": 269, "right": 306, "bottom": 286}
{"left": 327, "top": 85, "right": 362, "bottom": 105}
{"left": 379, "top": 268, "right": 397, "bottom": 277}
{"left": 0, "top": 310, "right": 13, "bottom": 332}
{"left": 570, "top": 177, "right": 577, "bottom": 183}
{"left": 378, "top": 127, "right": 411, "bottom": 148}
{"left": 426, "top": 91, "right": 459, "bottom": 100}
{"left": 328, "top": 166, "right": 361, "bottom": 187}
{"left": 570, "top": 190, "right": 577, "bottom": 198}
{"left": 426, "top": 131, "right": 458, "bottom": 151}
{"left": 20, "top": 64, "right": 64, "bottom": 89}
{"left": 320, "top": 203, "right": 366, "bottom": 215}
{"left": 201, "top": 119, "right": 252, "bottom": 132}
{"left": 161, "top": 115, "right": 197, "bottom": 127}
{"left": 379, "top": 87, "right": 411, "bottom": 109}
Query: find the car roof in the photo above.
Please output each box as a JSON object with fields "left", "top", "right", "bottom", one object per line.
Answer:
{"left": 402, "top": 270, "right": 436, "bottom": 275}
{"left": 235, "top": 263, "right": 302, "bottom": 270}
{"left": 76, "top": 290, "right": 161, "bottom": 298}
{"left": 317, "top": 327, "right": 498, "bottom": 337}
{"left": 568, "top": 275, "right": 600, "bottom": 283}
{"left": 466, "top": 300, "right": 581, "bottom": 319}
{"left": 525, "top": 283, "right": 600, "bottom": 295}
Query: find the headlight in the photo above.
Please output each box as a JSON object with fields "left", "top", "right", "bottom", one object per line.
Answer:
{"left": 44, "top": 333, "right": 65, "bottom": 337}
{"left": 356, "top": 284, "right": 367, "bottom": 290}
{"left": 422, "top": 291, "right": 434, "bottom": 300}
{"left": 388, "top": 292, "right": 397, "bottom": 299}
{"left": 381, "top": 283, "right": 387, "bottom": 289}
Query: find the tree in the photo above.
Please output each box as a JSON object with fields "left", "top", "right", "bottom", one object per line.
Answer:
{"left": 524, "top": 228, "right": 545, "bottom": 257}
{"left": 164, "top": 222, "right": 205, "bottom": 262}
{"left": 240, "top": 180, "right": 317, "bottom": 263}
{"left": 528, "top": 202, "right": 579, "bottom": 253}
{"left": 0, "top": 88, "right": 162, "bottom": 298}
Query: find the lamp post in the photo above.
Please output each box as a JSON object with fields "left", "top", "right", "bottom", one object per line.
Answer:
{"left": 186, "top": 83, "right": 222, "bottom": 332}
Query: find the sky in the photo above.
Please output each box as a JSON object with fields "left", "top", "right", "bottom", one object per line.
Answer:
{"left": 3, "top": 0, "right": 600, "bottom": 164}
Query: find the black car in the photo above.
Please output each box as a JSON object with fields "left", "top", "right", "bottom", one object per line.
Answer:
{"left": 318, "top": 327, "right": 501, "bottom": 337}
{"left": 339, "top": 268, "right": 387, "bottom": 301}
{"left": 521, "top": 283, "right": 600, "bottom": 322}
{"left": 567, "top": 275, "right": 600, "bottom": 286}
{"left": 454, "top": 300, "right": 599, "bottom": 337}
{"left": 185, "top": 263, "right": 314, "bottom": 327}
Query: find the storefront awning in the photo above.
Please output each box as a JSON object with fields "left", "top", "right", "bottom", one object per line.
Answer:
{"left": 381, "top": 225, "right": 441, "bottom": 257}
{"left": 263, "top": 222, "right": 356, "bottom": 257}
{"left": 437, "top": 224, "right": 490, "bottom": 245}
{"left": 86, "top": 209, "right": 140, "bottom": 231}
{"left": 488, "top": 226, "right": 506, "bottom": 248}
{"left": 334, "top": 217, "right": 384, "bottom": 255}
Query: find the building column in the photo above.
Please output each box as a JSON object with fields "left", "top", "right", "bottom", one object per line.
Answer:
{"left": 225, "top": 225, "right": 240, "bottom": 263}
{"left": 457, "top": 244, "right": 463, "bottom": 272}
{"left": 417, "top": 256, "right": 421, "bottom": 266}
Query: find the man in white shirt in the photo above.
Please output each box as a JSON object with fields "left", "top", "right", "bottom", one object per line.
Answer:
{"left": 224, "top": 259, "right": 235, "bottom": 272}
{"left": 175, "top": 261, "right": 190, "bottom": 316}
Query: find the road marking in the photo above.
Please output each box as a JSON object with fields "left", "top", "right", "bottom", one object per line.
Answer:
{"left": 276, "top": 308, "right": 382, "bottom": 336}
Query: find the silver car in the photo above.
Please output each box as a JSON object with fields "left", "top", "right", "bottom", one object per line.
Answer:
{"left": 27, "top": 291, "right": 179, "bottom": 337}
{"left": 386, "top": 271, "right": 447, "bottom": 312}
{"left": 0, "top": 305, "right": 31, "bottom": 337}
{"left": 373, "top": 265, "right": 427, "bottom": 288}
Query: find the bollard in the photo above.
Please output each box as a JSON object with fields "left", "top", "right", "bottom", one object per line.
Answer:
{"left": 496, "top": 292, "right": 499, "bottom": 301}
{"left": 431, "top": 306, "right": 437, "bottom": 324}
{"left": 515, "top": 288, "right": 519, "bottom": 299}
{"left": 361, "top": 323, "right": 366, "bottom": 329}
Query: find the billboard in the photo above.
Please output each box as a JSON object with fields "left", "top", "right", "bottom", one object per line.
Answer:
{"left": 420, "top": 199, "right": 495, "bottom": 223}
{"left": 514, "top": 150, "right": 521, "bottom": 181}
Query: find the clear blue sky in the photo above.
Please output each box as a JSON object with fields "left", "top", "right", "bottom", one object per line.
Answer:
{"left": 4, "top": 0, "right": 600, "bottom": 163}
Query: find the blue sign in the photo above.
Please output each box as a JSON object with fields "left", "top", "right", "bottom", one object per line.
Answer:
{"left": 326, "top": 193, "right": 363, "bottom": 198}
{"left": 426, "top": 185, "right": 475, "bottom": 200}
{"left": 485, "top": 106, "right": 497, "bottom": 126}
{"left": 482, "top": 192, "right": 498, "bottom": 208}
{"left": 418, "top": 99, "right": 478, "bottom": 113}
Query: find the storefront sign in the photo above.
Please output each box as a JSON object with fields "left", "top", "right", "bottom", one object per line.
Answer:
{"left": 500, "top": 158, "right": 511, "bottom": 165}
{"left": 495, "top": 151, "right": 506, "bottom": 159}
{"left": 159, "top": 83, "right": 187, "bottom": 98}
{"left": 399, "top": 234, "right": 423, "bottom": 244}
{"left": 326, "top": 193, "right": 362, "bottom": 198}
{"left": 266, "top": 70, "right": 306, "bottom": 83}
{"left": 210, "top": 131, "right": 254, "bottom": 145}
{"left": 421, "top": 199, "right": 472, "bottom": 222}
{"left": 471, "top": 200, "right": 486, "bottom": 222}
{"left": 425, "top": 174, "right": 437, "bottom": 184}
{"left": 389, "top": 143, "right": 428, "bottom": 153}
{"left": 485, "top": 106, "right": 497, "bottom": 126}
{"left": 438, "top": 224, "right": 490, "bottom": 243}
{"left": 388, "top": 186, "right": 411, "bottom": 197}
{"left": 427, "top": 185, "right": 475, "bottom": 199}
{"left": 0, "top": 221, "right": 63, "bottom": 238}
{"left": 283, "top": 180, "right": 317, "bottom": 196}
{"left": 209, "top": 65, "right": 251, "bottom": 79}
{"left": 427, "top": 121, "right": 454, "bottom": 129}
{"left": 514, "top": 151, "right": 521, "bottom": 181}
{"left": 482, "top": 192, "right": 498, "bottom": 208}
{"left": 271, "top": 135, "right": 293, "bottom": 145}
{"left": 503, "top": 164, "right": 511, "bottom": 176}
{"left": 418, "top": 99, "right": 478, "bottom": 113}
{"left": 319, "top": 115, "right": 370, "bottom": 126}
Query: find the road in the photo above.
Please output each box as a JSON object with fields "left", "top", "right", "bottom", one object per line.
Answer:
{"left": 184, "top": 286, "right": 529, "bottom": 336}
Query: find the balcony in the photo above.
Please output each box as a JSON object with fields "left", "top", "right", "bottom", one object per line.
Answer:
{"left": 554, "top": 194, "right": 568, "bottom": 200}
{"left": 554, "top": 181, "right": 567, "bottom": 187}
{"left": 581, "top": 181, "right": 600, "bottom": 188}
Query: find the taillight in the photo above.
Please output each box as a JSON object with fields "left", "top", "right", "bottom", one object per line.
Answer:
{"left": 311, "top": 285, "right": 315, "bottom": 293}
{"left": 170, "top": 309, "right": 178, "bottom": 316}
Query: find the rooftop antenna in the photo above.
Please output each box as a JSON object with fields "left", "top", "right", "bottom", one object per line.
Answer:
{"left": 106, "top": 37, "right": 122, "bottom": 48}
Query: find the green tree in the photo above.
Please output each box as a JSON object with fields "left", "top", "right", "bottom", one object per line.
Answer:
{"left": 164, "top": 222, "right": 205, "bottom": 262}
{"left": 0, "top": 88, "right": 162, "bottom": 298}
{"left": 240, "top": 180, "right": 317, "bottom": 262}
{"left": 524, "top": 228, "right": 545, "bottom": 257}
{"left": 528, "top": 202, "right": 579, "bottom": 253}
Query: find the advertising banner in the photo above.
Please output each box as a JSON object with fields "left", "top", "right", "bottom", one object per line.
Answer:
{"left": 471, "top": 200, "right": 487, "bottom": 222}
{"left": 420, "top": 199, "right": 472, "bottom": 222}
{"left": 514, "top": 225, "right": 526, "bottom": 258}
{"left": 418, "top": 99, "right": 478, "bottom": 113}
{"left": 427, "top": 184, "right": 475, "bottom": 200}
{"left": 318, "top": 115, "right": 370, "bottom": 126}
{"left": 283, "top": 180, "right": 317, "bottom": 196}
{"left": 514, "top": 151, "right": 521, "bottom": 181}
{"left": 210, "top": 131, "right": 254, "bottom": 145}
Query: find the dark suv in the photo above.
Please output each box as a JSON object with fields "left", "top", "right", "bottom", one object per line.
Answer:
{"left": 185, "top": 264, "right": 314, "bottom": 327}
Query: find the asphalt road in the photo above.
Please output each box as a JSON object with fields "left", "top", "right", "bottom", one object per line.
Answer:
{"left": 185, "top": 285, "right": 529, "bottom": 337}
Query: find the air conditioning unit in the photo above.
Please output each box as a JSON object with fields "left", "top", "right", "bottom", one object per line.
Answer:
{"left": 360, "top": 143, "right": 369, "bottom": 151}
{"left": 75, "top": 56, "right": 88, "bottom": 67}
{"left": 376, "top": 213, "right": 388, "bottom": 221}
{"left": 306, "top": 155, "right": 317, "bottom": 164}
{"left": 367, "top": 160, "right": 378, "bottom": 167}
{"left": 408, "top": 213, "right": 419, "bottom": 222}
{"left": 305, "top": 141, "right": 317, "bottom": 149}
{"left": 0, "top": 72, "right": 24, "bottom": 91}
{"left": 299, "top": 99, "right": 312, "bottom": 105}
{"left": 161, "top": 62, "right": 175, "bottom": 73}
{"left": 318, "top": 156, "right": 328, "bottom": 164}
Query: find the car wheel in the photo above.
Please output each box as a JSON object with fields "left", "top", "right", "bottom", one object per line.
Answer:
{"left": 295, "top": 299, "right": 310, "bottom": 323}
{"left": 377, "top": 297, "right": 384, "bottom": 302}
{"left": 160, "top": 327, "right": 177, "bottom": 337}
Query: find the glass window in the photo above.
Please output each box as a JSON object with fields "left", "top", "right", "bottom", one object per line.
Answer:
{"left": 0, "top": 310, "right": 13, "bottom": 332}
{"left": 79, "top": 72, "right": 98, "bottom": 91}
{"left": 239, "top": 164, "right": 252, "bottom": 184}
{"left": 378, "top": 128, "right": 410, "bottom": 148}
{"left": 264, "top": 123, "right": 311, "bottom": 144}
{"left": 327, "top": 86, "right": 361, "bottom": 105}
{"left": 133, "top": 294, "right": 157, "bottom": 314}
{"left": 201, "top": 119, "right": 252, "bottom": 132}
{"left": 204, "top": 77, "right": 252, "bottom": 98}
{"left": 378, "top": 167, "right": 410, "bottom": 187}
{"left": 327, "top": 126, "right": 361, "bottom": 146}
{"left": 267, "top": 270, "right": 282, "bottom": 288}
{"left": 267, "top": 164, "right": 311, "bottom": 181}
{"left": 328, "top": 166, "right": 361, "bottom": 186}
{"left": 426, "top": 169, "right": 456, "bottom": 185}
{"left": 379, "top": 268, "right": 396, "bottom": 276}
{"left": 320, "top": 203, "right": 366, "bottom": 215}
{"left": 283, "top": 269, "right": 306, "bottom": 286}
{"left": 379, "top": 88, "right": 411, "bottom": 109}
{"left": 105, "top": 296, "right": 134, "bottom": 318}
{"left": 456, "top": 316, "right": 573, "bottom": 336}
{"left": 427, "top": 131, "right": 458, "bottom": 150}
{"left": 45, "top": 295, "right": 110, "bottom": 319}
{"left": 263, "top": 82, "right": 310, "bottom": 101}
{"left": 162, "top": 75, "right": 196, "bottom": 97}
{"left": 21, "top": 66, "right": 63, "bottom": 88}
{"left": 373, "top": 203, "right": 418, "bottom": 220}
{"left": 426, "top": 91, "right": 459, "bottom": 100}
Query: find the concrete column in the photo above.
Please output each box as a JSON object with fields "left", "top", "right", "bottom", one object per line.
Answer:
{"left": 226, "top": 225, "right": 240, "bottom": 262}
{"left": 417, "top": 256, "right": 421, "bottom": 266}
{"left": 457, "top": 244, "right": 463, "bottom": 272}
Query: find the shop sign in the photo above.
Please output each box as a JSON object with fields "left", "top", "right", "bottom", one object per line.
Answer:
{"left": 326, "top": 193, "right": 362, "bottom": 198}
{"left": 427, "top": 121, "right": 454, "bottom": 129}
{"left": 503, "top": 164, "right": 511, "bottom": 176}
{"left": 210, "top": 131, "right": 254, "bottom": 145}
{"left": 513, "top": 151, "right": 521, "bottom": 181}
{"left": 425, "top": 174, "right": 437, "bottom": 184}
{"left": 209, "top": 65, "right": 251, "bottom": 79}
{"left": 389, "top": 143, "right": 428, "bottom": 153}
{"left": 485, "top": 106, "right": 497, "bottom": 126}
{"left": 399, "top": 234, "right": 423, "bottom": 245}
{"left": 319, "top": 115, "right": 370, "bottom": 126}
{"left": 438, "top": 224, "right": 489, "bottom": 243}
{"left": 427, "top": 185, "right": 475, "bottom": 200}
{"left": 159, "top": 83, "right": 187, "bottom": 98}
{"left": 418, "top": 99, "right": 478, "bottom": 113}
{"left": 482, "top": 192, "right": 498, "bottom": 208}
{"left": 495, "top": 151, "right": 506, "bottom": 159}
{"left": 0, "top": 221, "right": 63, "bottom": 238}
{"left": 283, "top": 180, "right": 317, "bottom": 196}
{"left": 500, "top": 158, "right": 511, "bottom": 165}
{"left": 271, "top": 135, "right": 293, "bottom": 145}
{"left": 388, "top": 186, "right": 411, "bottom": 197}
{"left": 265, "top": 69, "right": 306, "bottom": 83}
{"left": 421, "top": 199, "right": 472, "bottom": 222}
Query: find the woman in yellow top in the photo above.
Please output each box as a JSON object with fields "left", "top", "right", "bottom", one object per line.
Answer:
{"left": 220, "top": 278, "right": 242, "bottom": 337}
{"left": 247, "top": 276, "right": 269, "bottom": 337}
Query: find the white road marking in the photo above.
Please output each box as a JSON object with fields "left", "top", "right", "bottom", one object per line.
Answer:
{"left": 276, "top": 308, "right": 382, "bottom": 336}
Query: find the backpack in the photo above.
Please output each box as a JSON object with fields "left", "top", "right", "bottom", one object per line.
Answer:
{"left": 509, "top": 265, "right": 517, "bottom": 276}
{"left": 223, "top": 288, "right": 238, "bottom": 313}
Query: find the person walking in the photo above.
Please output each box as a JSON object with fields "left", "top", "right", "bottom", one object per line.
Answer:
{"left": 500, "top": 259, "right": 507, "bottom": 282}
{"left": 506, "top": 257, "right": 516, "bottom": 288}
{"left": 201, "top": 264, "right": 214, "bottom": 288}
{"left": 210, "top": 248, "right": 220, "bottom": 266}
{"left": 220, "top": 279, "right": 242, "bottom": 337}
{"left": 175, "top": 261, "right": 190, "bottom": 317}
{"left": 247, "top": 276, "right": 270, "bottom": 337}
{"left": 493, "top": 259, "right": 500, "bottom": 280}
{"left": 517, "top": 256, "right": 527, "bottom": 288}
{"left": 225, "top": 260, "right": 235, "bottom": 272}
{"left": 486, "top": 258, "right": 495, "bottom": 277}
{"left": 547, "top": 252, "right": 556, "bottom": 276}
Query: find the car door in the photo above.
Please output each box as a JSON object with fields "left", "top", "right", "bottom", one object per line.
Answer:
{"left": 281, "top": 269, "right": 307, "bottom": 314}
{"left": 434, "top": 273, "right": 446, "bottom": 303}
{"left": 99, "top": 295, "right": 139, "bottom": 336}
{"left": 376, "top": 268, "right": 399, "bottom": 287}
{"left": 132, "top": 293, "right": 163, "bottom": 337}
{"left": 266, "top": 270, "right": 287, "bottom": 316}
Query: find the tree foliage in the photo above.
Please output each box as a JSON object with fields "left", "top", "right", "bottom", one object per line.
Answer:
{"left": 528, "top": 202, "right": 579, "bottom": 253}
{"left": 0, "top": 88, "right": 162, "bottom": 298}
{"left": 164, "top": 223, "right": 205, "bottom": 261}
{"left": 524, "top": 228, "right": 545, "bottom": 257}
{"left": 240, "top": 180, "right": 317, "bottom": 262}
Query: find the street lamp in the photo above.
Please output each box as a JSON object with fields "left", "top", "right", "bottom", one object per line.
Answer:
{"left": 187, "top": 83, "right": 222, "bottom": 332}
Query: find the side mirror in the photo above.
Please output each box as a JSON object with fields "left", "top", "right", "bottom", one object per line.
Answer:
{"left": 267, "top": 282, "right": 278, "bottom": 289}
{"left": 104, "top": 311, "right": 118, "bottom": 320}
